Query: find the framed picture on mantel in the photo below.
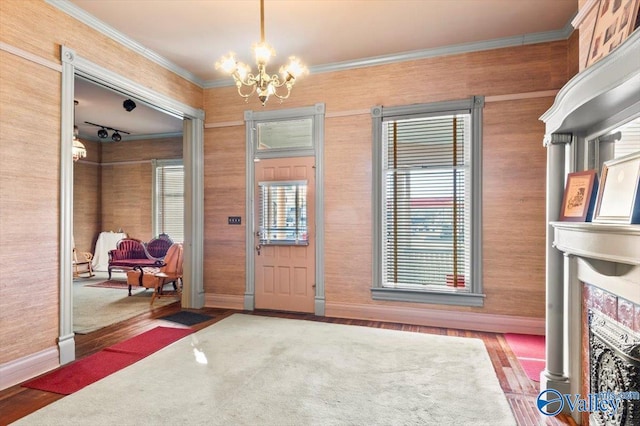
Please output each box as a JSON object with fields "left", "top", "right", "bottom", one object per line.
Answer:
{"left": 593, "top": 151, "right": 640, "bottom": 224}
{"left": 586, "top": 0, "right": 640, "bottom": 67}
{"left": 560, "top": 170, "right": 599, "bottom": 222}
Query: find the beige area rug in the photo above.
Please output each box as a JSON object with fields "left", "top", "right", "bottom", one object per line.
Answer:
{"left": 15, "top": 314, "right": 515, "bottom": 425}
{"left": 73, "top": 280, "right": 177, "bottom": 334}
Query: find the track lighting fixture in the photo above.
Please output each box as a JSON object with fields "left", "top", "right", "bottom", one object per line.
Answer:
{"left": 123, "top": 99, "right": 136, "bottom": 112}
{"left": 85, "top": 121, "right": 130, "bottom": 142}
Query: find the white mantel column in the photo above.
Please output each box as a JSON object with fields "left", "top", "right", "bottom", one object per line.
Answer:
{"left": 540, "top": 133, "right": 572, "bottom": 403}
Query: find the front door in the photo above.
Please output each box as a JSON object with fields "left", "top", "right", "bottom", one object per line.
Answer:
{"left": 254, "top": 156, "right": 315, "bottom": 313}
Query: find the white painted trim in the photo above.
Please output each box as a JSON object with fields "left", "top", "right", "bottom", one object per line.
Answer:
{"left": 60, "top": 48, "right": 76, "bottom": 365}
{"left": 540, "top": 30, "right": 640, "bottom": 136}
{"left": 0, "top": 347, "right": 59, "bottom": 391}
{"left": 325, "top": 302, "right": 545, "bottom": 335}
{"left": 577, "top": 258, "right": 640, "bottom": 304}
{"left": 0, "top": 41, "right": 62, "bottom": 72}
{"left": 571, "top": 0, "right": 600, "bottom": 28}
{"left": 59, "top": 46, "right": 205, "bottom": 367}
{"left": 204, "top": 293, "right": 245, "bottom": 310}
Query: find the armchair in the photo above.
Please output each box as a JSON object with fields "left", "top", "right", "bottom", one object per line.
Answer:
{"left": 126, "top": 243, "right": 183, "bottom": 305}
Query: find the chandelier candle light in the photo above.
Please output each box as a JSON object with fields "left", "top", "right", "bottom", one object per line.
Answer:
{"left": 72, "top": 100, "right": 86, "bottom": 162}
{"left": 216, "top": 0, "right": 307, "bottom": 106}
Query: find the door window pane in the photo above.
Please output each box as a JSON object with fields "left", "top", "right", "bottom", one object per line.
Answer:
{"left": 258, "top": 180, "right": 308, "bottom": 245}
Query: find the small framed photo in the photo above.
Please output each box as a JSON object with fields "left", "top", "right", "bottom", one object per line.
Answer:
{"left": 593, "top": 151, "right": 640, "bottom": 224}
{"left": 560, "top": 170, "right": 599, "bottom": 221}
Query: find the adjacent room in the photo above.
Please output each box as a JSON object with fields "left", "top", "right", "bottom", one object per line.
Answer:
{"left": 1, "top": 1, "right": 639, "bottom": 425}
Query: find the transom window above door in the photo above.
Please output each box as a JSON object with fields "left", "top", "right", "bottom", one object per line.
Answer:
{"left": 257, "top": 118, "right": 313, "bottom": 151}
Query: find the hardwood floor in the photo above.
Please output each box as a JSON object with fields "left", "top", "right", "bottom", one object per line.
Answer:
{"left": 0, "top": 304, "right": 577, "bottom": 426}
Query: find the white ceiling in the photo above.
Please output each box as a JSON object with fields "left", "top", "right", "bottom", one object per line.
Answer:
{"left": 67, "top": 0, "right": 578, "bottom": 141}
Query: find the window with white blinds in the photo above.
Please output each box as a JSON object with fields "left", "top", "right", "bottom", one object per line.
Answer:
{"left": 153, "top": 160, "right": 184, "bottom": 243}
{"left": 372, "top": 97, "right": 485, "bottom": 307}
{"left": 383, "top": 115, "right": 470, "bottom": 288}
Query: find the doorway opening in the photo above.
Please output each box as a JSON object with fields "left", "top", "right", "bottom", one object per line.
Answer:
{"left": 59, "top": 46, "right": 205, "bottom": 364}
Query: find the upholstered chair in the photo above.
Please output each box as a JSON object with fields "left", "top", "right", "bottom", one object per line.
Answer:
{"left": 126, "top": 243, "right": 183, "bottom": 305}
{"left": 143, "top": 233, "right": 174, "bottom": 261}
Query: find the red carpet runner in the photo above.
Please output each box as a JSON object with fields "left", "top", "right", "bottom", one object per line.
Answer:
{"left": 504, "top": 333, "right": 545, "bottom": 382}
{"left": 22, "top": 326, "right": 193, "bottom": 395}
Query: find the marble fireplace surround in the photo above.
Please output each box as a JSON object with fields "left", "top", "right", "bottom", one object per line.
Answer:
{"left": 540, "top": 30, "right": 640, "bottom": 424}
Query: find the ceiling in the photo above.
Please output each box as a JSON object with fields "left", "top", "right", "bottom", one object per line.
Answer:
{"left": 67, "top": 0, "right": 578, "bottom": 142}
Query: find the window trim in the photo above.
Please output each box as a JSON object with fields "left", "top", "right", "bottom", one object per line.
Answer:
{"left": 152, "top": 158, "right": 184, "bottom": 242}
{"left": 371, "top": 96, "right": 485, "bottom": 307}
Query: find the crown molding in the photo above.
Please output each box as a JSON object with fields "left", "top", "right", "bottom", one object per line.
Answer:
{"left": 571, "top": 0, "right": 599, "bottom": 29}
{"left": 49, "top": 0, "right": 576, "bottom": 91}
{"left": 47, "top": 0, "right": 205, "bottom": 88}
{"left": 205, "top": 18, "right": 576, "bottom": 88}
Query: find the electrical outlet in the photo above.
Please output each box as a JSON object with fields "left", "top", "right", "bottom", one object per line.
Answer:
{"left": 228, "top": 216, "right": 242, "bottom": 225}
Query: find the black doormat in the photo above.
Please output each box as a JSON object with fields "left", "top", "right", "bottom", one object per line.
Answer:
{"left": 159, "top": 311, "right": 213, "bottom": 326}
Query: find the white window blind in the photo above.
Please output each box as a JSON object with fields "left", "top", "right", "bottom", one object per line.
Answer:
{"left": 382, "top": 115, "right": 470, "bottom": 289}
{"left": 154, "top": 162, "right": 184, "bottom": 242}
{"left": 372, "top": 96, "right": 484, "bottom": 306}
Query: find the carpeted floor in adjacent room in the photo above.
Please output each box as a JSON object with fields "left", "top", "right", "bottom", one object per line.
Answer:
{"left": 73, "top": 272, "right": 177, "bottom": 334}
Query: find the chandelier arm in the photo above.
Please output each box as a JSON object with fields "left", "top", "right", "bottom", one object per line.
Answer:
{"left": 234, "top": 73, "right": 259, "bottom": 87}
{"left": 267, "top": 74, "right": 288, "bottom": 89}
{"left": 235, "top": 82, "right": 257, "bottom": 99}
{"left": 271, "top": 85, "right": 292, "bottom": 101}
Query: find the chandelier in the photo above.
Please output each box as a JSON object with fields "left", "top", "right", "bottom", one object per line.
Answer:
{"left": 72, "top": 100, "right": 86, "bottom": 162}
{"left": 215, "top": 0, "right": 307, "bottom": 106}
{"left": 72, "top": 126, "right": 87, "bottom": 161}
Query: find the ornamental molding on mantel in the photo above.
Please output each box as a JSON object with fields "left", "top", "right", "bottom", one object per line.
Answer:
{"left": 551, "top": 222, "right": 640, "bottom": 266}
{"left": 540, "top": 30, "right": 640, "bottom": 138}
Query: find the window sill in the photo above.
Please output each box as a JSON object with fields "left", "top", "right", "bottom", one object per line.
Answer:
{"left": 371, "top": 287, "right": 485, "bottom": 307}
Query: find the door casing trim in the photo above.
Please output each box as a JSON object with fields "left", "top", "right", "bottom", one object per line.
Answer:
{"left": 59, "top": 46, "right": 205, "bottom": 365}
{"left": 244, "top": 104, "right": 326, "bottom": 315}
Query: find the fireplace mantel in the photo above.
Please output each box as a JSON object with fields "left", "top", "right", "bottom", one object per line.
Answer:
{"left": 552, "top": 222, "right": 640, "bottom": 266}
{"left": 552, "top": 222, "right": 640, "bottom": 306}
{"left": 540, "top": 25, "right": 640, "bottom": 423}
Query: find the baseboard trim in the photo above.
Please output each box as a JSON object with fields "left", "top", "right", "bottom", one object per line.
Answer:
{"left": 0, "top": 347, "right": 59, "bottom": 391}
{"left": 325, "top": 302, "right": 545, "bottom": 335}
{"left": 204, "top": 293, "right": 245, "bottom": 310}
